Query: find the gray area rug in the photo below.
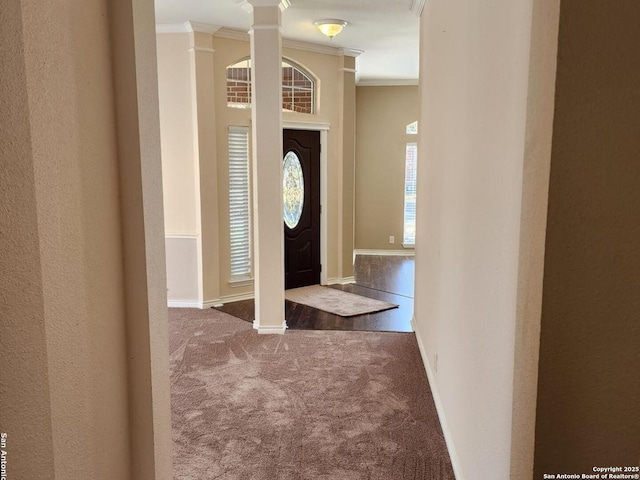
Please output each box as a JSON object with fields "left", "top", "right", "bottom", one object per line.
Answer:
{"left": 170, "top": 307, "right": 455, "bottom": 480}
{"left": 284, "top": 285, "right": 398, "bottom": 317}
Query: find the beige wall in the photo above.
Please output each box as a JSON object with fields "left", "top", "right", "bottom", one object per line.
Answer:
{"left": 534, "top": 0, "right": 640, "bottom": 474}
{"left": 111, "top": 0, "right": 174, "bottom": 477}
{"left": 355, "top": 86, "right": 419, "bottom": 250}
{"left": 157, "top": 33, "right": 201, "bottom": 304}
{"left": 157, "top": 31, "right": 221, "bottom": 305}
{"left": 338, "top": 55, "right": 356, "bottom": 278}
{"left": 413, "top": 0, "right": 557, "bottom": 478}
{"left": 0, "top": 2, "right": 56, "bottom": 477}
{"left": 0, "top": 1, "right": 172, "bottom": 478}
{"left": 157, "top": 33, "right": 198, "bottom": 235}
{"left": 509, "top": 0, "right": 561, "bottom": 477}
{"left": 3, "top": 1, "right": 133, "bottom": 478}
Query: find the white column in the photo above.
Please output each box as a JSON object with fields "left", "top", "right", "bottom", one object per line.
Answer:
{"left": 188, "top": 26, "right": 222, "bottom": 308}
{"left": 337, "top": 50, "right": 360, "bottom": 282}
{"left": 249, "top": 1, "right": 286, "bottom": 333}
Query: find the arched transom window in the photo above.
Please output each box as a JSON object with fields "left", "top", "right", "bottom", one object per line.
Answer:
{"left": 226, "top": 59, "right": 315, "bottom": 114}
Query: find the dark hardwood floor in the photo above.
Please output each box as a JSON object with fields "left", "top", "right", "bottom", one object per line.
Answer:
{"left": 215, "top": 254, "right": 415, "bottom": 332}
{"left": 352, "top": 254, "right": 415, "bottom": 298}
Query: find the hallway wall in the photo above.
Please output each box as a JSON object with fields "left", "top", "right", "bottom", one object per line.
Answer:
{"left": 157, "top": 33, "right": 198, "bottom": 235}
{"left": 413, "top": 0, "right": 559, "bottom": 478}
{"left": 1, "top": 0, "right": 132, "bottom": 478}
{"left": 0, "top": 0, "right": 173, "bottom": 478}
{"left": 534, "top": 0, "right": 640, "bottom": 473}
{"left": 355, "top": 85, "right": 419, "bottom": 251}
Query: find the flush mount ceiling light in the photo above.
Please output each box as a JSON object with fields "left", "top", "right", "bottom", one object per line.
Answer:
{"left": 314, "top": 19, "right": 348, "bottom": 40}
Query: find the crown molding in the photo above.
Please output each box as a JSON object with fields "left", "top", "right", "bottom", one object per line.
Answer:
{"left": 157, "top": 24, "right": 361, "bottom": 60}
{"left": 338, "top": 48, "right": 363, "bottom": 58}
{"left": 356, "top": 78, "right": 419, "bottom": 86}
{"left": 410, "top": 0, "right": 427, "bottom": 17}
{"left": 214, "top": 27, "right": 347, "bottom": 57}
{"left": 156, "top": 22, "right": 221, "bottom": 34}
{"left": 214, "top": 27, "right": 250, "bottom": 41}
{"left": 283, "top": 38, "right": 341, "bottom": 56}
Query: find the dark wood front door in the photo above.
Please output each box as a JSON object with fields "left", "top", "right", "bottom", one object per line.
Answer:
{"left": 283, "top": 129, "right": 321, "bottom": 289}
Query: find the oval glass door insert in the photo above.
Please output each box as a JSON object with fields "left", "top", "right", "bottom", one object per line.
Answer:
{"left": 283, "top": 151, "right": 304, "bottom": 229}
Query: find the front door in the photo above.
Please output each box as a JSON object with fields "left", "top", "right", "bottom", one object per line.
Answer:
{"left": 283, "top": 129, "right": 321, "bottom": 289}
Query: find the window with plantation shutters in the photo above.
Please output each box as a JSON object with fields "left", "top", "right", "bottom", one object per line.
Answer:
{"left": 228, "top": 126, "right": 252, "bottom": 280}
{"left": 403, "top": 121, "right": 418, "bottom": 246}
{"left": 403, "top": 142, "right": 418, "bottom": 246}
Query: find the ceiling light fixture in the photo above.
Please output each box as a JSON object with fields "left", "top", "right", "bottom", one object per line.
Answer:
{"left": 314, "top": 19, "right": 348, "bottom": 40}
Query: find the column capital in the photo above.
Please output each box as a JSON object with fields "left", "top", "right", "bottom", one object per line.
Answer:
{"left": 237, "top": 0, "right": 290, "bottom": 12}
{"left": 338, "top": 48, "right": 364, "bottom": 58}
{"left": 188, "top": 21, "right": 222, "bottom": 35}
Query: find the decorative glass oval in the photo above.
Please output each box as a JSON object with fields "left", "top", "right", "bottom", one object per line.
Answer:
{"left": 283, "top": 151, "right": 304, "bottom": 229}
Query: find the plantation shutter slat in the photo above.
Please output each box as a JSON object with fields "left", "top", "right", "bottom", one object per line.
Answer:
{"left": 228, "top": 126, "right": 252, "bottom": 279}
{"left": 403, "top": 142, "right": 418, "bottom": 245}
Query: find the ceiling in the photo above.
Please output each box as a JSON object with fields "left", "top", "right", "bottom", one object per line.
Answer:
{"left": 154, "top": 0, "right": 421, "bottom": 83}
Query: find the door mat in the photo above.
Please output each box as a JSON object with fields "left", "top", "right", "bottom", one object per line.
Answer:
{"left": 285, "top": 285, "right": 398, "bottom": 317}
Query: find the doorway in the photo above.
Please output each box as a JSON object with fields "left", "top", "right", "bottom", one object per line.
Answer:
{"left": 283, "top": 128, "right": 321, "bottom": 289}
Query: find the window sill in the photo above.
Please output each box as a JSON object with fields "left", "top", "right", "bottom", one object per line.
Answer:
{"left": 402, "top": 243, "right": 415, "bottom": 249}
{"left": 228, "top": 277, "right": 254, "bottom": 288}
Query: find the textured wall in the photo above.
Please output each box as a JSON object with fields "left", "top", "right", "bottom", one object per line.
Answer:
{"left": 0, "top": 1, "right": 56, "bottom": 477}
{"left": 355, "top": 86, "right": 419, "bottom": 251}
{"left": 339, "top": 55, "right": 357, "bottom": 279}
{"left": 1, "top": 0, "right": 131, "bottom": 478}
{"left": 414, "top": 0, "right": 540, "bottom": 478}
{"left": 111, "top": 0, "right": 174, "bottom": 477}
{"left": 509, "top": 0, "right": 561, "bottom": 477}
{"left": 534, "top": 0, "right": 640, "bottom": 474}
{"left": 1, "top": 1, "right": 173, "bottom": 478}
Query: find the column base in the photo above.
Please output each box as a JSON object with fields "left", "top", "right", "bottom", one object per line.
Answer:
{"left": 253, "top": 320, "right": 288, "bottom": 334}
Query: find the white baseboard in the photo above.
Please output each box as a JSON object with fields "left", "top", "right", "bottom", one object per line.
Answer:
{"left": 168, "top": 300, "right": 201, "bottom": 309}
{"left": 167, "top": 299, "right": 223, "bottom": 309}
{"left": 325, "top": 276, "right": 356, "bottom": 285}
{"left": 202, "top": 299, "right": 224, "bottom": 308}
{"left": 253, "top": 320, "right": 287, "bottom": 334}
{"left": 218, "top": 292, "right": 254, "bottom": 305}
{"left": 412, "top": 316, "right": 464, "bottom": 480}
{"left": 353, "top": 249, "right": 415, "bottom": 261}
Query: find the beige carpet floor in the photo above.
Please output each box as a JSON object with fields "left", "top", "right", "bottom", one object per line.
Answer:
{"left": 285, "top": 285, "right": 398, "bottom": 317}
{"left": 170, "top": 307, "right": 454, "bottom": 480}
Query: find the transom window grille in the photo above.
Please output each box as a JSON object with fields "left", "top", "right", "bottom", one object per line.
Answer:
{"left": 228, "top": 126, "right": 252, "bottom": 279}
{"left": 226, "top": 59, "right": 315, "bottom": 114}
{"left": 226, "top": 61, "right": 252, "bottom": 109}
